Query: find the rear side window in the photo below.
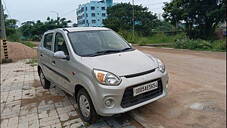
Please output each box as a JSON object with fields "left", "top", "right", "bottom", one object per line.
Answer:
{"left": 43, "top": 33, "right": 53, "bottom": 50}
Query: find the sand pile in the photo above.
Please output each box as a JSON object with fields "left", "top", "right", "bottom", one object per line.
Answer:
{"left": 1, "top": 41, "right": 37, "bottom": 62}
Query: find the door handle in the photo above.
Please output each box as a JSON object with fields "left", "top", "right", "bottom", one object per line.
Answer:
{"left": 52, "top": 60, "right": 56, "bottom": 65}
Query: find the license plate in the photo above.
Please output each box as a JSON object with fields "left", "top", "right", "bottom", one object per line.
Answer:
{"left": 133, "top": 81, "right": 158, "bottom": 96}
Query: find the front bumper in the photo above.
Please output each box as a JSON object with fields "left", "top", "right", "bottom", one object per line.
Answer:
{"left": 91, "top": 69, "right": 169, "bottom": 116}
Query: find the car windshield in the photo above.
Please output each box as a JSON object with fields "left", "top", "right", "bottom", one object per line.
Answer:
{"left": 68, "top": 30, "right": 133, "bottom": 57}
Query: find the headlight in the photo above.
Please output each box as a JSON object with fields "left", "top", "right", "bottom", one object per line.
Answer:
{"left": 156, "top": 58, "right": 165, "bottom": 73}
{"left": 93, "top": 69, "right": 121, "bottom": 86}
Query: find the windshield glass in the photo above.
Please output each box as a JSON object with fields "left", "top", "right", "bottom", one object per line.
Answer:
{"left": 68, "top": 30, "right": 132, "bottom": 56}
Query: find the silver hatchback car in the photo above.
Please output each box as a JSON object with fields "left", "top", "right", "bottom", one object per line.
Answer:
{"left": 37, "top": 27, "right": 169, "bottom": 123}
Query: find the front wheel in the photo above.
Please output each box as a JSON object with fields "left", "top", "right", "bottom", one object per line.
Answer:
{"left": 38, "top": 69, "right": 50, "bottom": 89}
{"left": 77, "top": 88, "right": 97, "bottom": 124}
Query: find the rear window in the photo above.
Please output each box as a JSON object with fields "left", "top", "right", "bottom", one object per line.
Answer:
{"left": 43, "top": 33, "right": 53, "bottom": 50}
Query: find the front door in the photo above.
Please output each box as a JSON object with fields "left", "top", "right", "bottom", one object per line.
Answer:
{"left": 52, "top": 32, "right": 73, "bottom": 93}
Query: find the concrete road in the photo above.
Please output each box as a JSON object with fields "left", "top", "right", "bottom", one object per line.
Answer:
{"left": 132, "top": 46, "right": 226, "bottom": 128}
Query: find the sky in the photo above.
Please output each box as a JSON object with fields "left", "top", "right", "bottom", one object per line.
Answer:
{"left": 3, "top": 0, "right": 171, "bottom": 25}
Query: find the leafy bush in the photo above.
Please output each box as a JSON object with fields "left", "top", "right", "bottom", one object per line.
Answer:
{"left": 146, "top": 32, "right": 185, "bottom": 44}
{"left": 174, "top": 39, "right": 212, "bottom": 50}
{"left": 118, "top": 30, "right": 226, "bottom": 52}
{"left": 7, "top": 31, "right": 22, "bottom": 42}
{"left": 211, "top": 40, "right": 226, "bottom": 51}
{"left": 174, "top": 38, "right": 226, "bottom": 51}
{"left": 118, "top": 30, "right": 141, "bottom": 43}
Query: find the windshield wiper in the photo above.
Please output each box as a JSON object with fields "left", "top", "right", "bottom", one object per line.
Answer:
{"left": 83, "top": 48, "right": 134, "bottom": 57}
{"left": 83, "top": 50, "right": 121, "bottom": 57}
{"left": 119, "top": 47, "right": 134, "bottom": 52}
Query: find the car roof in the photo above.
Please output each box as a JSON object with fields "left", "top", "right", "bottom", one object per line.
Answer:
{"left": 61, "top": 27, "right": 111, "bottom": 32}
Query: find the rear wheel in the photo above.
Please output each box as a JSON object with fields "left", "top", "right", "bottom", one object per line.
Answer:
{"left": 77, "top": 88, "right": 97, "bottom": 124}
{"left": 38, "top": 69, "right": 50, "bottom": 89}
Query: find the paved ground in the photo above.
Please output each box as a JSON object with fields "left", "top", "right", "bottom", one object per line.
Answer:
{"left": 1, "top": 46, "right": 226, "bottom": 128}
{"left": 0, "top": 60, "right": 142, "bottom": 128}
{"left": 132, "top": 46, "right": 226, "bottom": 128}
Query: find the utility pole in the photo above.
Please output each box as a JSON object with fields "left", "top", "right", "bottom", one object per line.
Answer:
{"left": 132, "top": 0, "right": 135, "bottom": 42}
{"left": 0, "top": 0, "right": 10, "bottom": 63}
{"left": 50, "top": 11, "right": 59, "bottom": 19}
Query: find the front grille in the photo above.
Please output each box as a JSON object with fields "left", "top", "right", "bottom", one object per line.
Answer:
{"left": 121, "top": 78, "right": 163, "bottom": 108}
{"left": 123, "top": 68, "right": 156, "bottom": 78}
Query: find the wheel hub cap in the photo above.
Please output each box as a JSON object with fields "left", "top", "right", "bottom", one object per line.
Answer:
{"left": 40, "top": 72, "right": 45, "bottom": 86}
{"left": 79, "top": 95, "right": 90, "bottom": 118}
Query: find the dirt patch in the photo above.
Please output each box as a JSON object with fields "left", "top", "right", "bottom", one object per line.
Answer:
{"left": 21, "top": 92, "right": 65, "bottom": 107}
{"left": 131, "top": 46, "right": 226, "bottom": 128}
{"left": 21, "top": 80, "right": 65, "bottom": 107}
{"left": 1, "top": 41, "right": 37, "bottom": 62}
{"left": 134, "top": 46, "right": 226, "bottom": 60}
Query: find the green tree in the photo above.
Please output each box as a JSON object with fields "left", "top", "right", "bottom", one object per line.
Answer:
{"left": 153, "top": 21, "right": 176, "bottom": 32}
{"left": 20, "top": 17, "right": 71, "bottom": 41}
{"left": 103, "top": 3, "right": 159, "bottom": 36}
{"left": 163, "top": 0, "right": 226, "bottom": 39}
{"left": 4, "top": 15, "right": 17, "bottom": 35}
{"left": 19, "top": 21, "right": 35, "bottom": 39}
{"left": 4, "top": 15, "right": 21, "bottom": 41}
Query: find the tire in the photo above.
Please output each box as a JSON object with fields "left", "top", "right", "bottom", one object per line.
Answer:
{"left": 38, "top": 69, "right": 51, "bottom": 89}
{"left": 77, "top": 88, "right": 97, "bottom": 124}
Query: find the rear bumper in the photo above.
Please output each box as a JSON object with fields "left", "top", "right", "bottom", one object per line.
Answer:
{"left": 91, "top": 69, "right": 169, "bottom": 116}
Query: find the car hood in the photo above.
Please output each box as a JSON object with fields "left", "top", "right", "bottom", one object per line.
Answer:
{"left": 81, "top": 50, "right": 158, "bottom": 76}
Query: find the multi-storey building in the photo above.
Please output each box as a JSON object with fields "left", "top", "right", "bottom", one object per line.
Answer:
{"left": 76, "top": 0, "right": 113, "bottom": 27}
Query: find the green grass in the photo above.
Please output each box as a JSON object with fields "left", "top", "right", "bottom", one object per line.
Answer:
{"left": 118, "top": 31, "right": 226, "bottom": 52}
{"left": 21, "top": 41, "right": 36, "bottom": 48}
{"left": 137, "top": 33, "right": 186, "bottom": 45}
{"left": 118, "top": 31, "right": 186, "bottom": 45}
{"left": 26, "top": 58, "right": 38, "bottom": 67}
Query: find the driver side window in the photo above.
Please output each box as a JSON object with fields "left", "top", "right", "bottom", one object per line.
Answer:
{"left": 54, "top": 32, "right": 69, "bottom": 55}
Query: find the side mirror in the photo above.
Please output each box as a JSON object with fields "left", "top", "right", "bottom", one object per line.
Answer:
{"left": 54, "top": 51, "right": 67, "bottom": 59}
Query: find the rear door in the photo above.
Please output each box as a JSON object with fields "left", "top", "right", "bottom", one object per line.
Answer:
{"left": 40, "top": 32, "right": 55, "bottom": 81}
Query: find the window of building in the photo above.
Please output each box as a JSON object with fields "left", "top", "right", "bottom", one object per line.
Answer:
{"left": 91, "top": 6, "right": 95, "bottom": 10}
{"left": 43, "top": 33, "right": 53, "bottom": 50}
{"left": 101, "top": 7, "right": 105, "bottom": 10}
{"left": 92, "top": 13, "right": 95, "bottom": 17}
{"left": 97, "top": 13, "right": 99, "bottom": 15}
{"left": 102, "top": 13, "right": 106, "bottom": 17}
{"left": 85, "top": 7, "right": 87, "bottom": 11}
{"left": 92, "top": 20, "right": 96, "bottom": 24}
{"left": 86, "top": 14, "right": 88, "bottom": 17}
{"left": 81, "top": 7, "right": 84, "bottom": 12}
